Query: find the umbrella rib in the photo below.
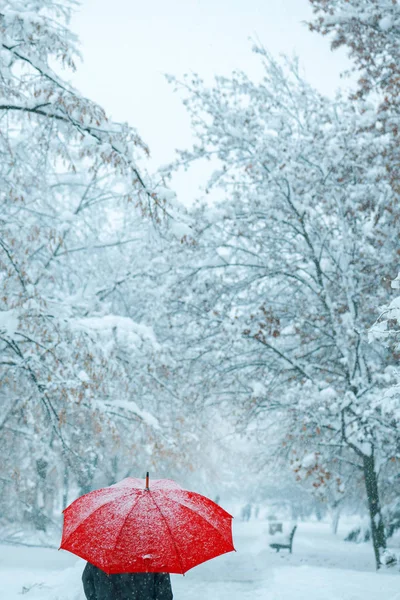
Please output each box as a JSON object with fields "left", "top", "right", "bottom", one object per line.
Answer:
{"left": 149, "top": 492, "right": 186, "bottom": 574}
{"left": 111, "top": 493, "right": 145, "bottom": 556}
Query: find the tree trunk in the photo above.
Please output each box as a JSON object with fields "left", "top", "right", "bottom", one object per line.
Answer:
{"left": 363, "top": 454, "right": 386, "bottom": 569}
{"left": 62, "top": 463, "right": 69, "bottom": 510}
{"left": 331, "top": 501, "right": 341, "bottom": 535}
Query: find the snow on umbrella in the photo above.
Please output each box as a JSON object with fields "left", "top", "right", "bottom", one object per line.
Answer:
{"left": 60, "top": 473, "right": 235, "bottom": 574}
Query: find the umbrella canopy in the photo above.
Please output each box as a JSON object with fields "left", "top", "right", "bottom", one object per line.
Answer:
{"left": 60, "top": 475, "right": 235, "bottom": 574}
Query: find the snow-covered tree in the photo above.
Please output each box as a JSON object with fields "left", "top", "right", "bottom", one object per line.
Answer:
{"left": 309, "top": 0, "right": 400, "bottom": 200}
{"left": 0, "top": 0, "right": 193, "bottom": 535}
{"left": 165, "top": 46, "right": 399, "bottom": 567}
{"left": 309, "top": 0, "right": 400, "bottom": 564}
{"left": 369, "top": 274, "right": 400, "bottom": 544}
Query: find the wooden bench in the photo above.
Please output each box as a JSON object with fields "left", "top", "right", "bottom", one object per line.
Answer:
{"left": 269, "top": 525, "right": 297, "bottom": 553}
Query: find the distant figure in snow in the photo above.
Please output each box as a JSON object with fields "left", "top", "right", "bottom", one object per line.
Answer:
{"left": 241, "top": 503, "right": 252, "bottom": 521}
{"left": 82, "top": 562, "right": 173, "bottom": 600}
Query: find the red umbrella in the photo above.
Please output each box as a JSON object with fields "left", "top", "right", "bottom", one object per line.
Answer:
{"left": 60, "top": 474, "right": 235, "bottom": 574}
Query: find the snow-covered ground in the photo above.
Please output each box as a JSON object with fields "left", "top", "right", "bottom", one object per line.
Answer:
{"left": 2, "top": 521, "right": 399, "bottom": 599}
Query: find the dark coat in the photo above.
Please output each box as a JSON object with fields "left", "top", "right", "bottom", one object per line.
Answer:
{"left": 82, "top": 563, "right": 173, "bottom": 600}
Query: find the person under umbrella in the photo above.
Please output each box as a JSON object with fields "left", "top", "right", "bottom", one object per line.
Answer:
{"left": 82, "top": 562, "right": 172, "bottom": 600}
{"left": 60, "top": 473, "right": 234, "bottom": 600}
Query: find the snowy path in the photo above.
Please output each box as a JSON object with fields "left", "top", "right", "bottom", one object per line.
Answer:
{"left": 2, "top": 521, "right": 400, "bottom": 599}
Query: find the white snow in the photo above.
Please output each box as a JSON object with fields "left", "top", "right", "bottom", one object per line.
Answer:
{"left": 251, "top": 382, "right": 266, "bottom": 397}
{"left": 100, "top": 399, "right": 161, "bottom": 430}
{"left": 3, "top": 520, "right": 399, "bottom": 600}
{"left": 59, "top": 211, "right": 76, "bottom": 223}
{"left": 379, "top": 16, "right": 393, "bottom": 31}
{"left": 319, "top": 387, "right": 337, "bottom": 401}
{"left": 391, "top": 273, "right": 400, "bottom": 290}
{"left": 155, "top": 186, "right": 177, "bottom": 203}
{"left": 300, "top": 453, "right": 318, "bottom": 469}
{"left": 170, "top": 219, "right": 193, "bottom": 239}
{"left": 0, "top": 309, "right": 18, "bottom": 336}
{"left": 77, "top": 370, "right": 90, "bottom": 383}
{"left": 73, "top": 315, "right": 159, "bottom": 350}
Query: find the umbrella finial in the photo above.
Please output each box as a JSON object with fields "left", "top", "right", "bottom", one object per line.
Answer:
{"left": 145, "top": 471, "right": 149, "bottom": 490}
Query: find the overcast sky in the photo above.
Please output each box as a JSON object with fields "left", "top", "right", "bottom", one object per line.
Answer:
{"left": 71, "top": 0, "right": 352, "bottom": 203}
